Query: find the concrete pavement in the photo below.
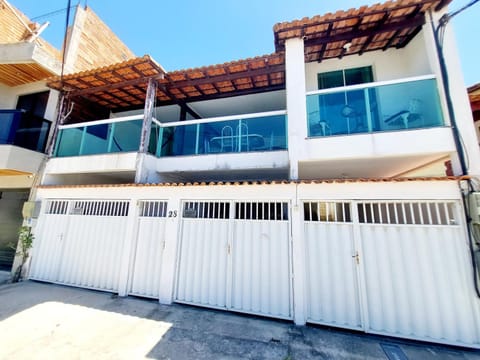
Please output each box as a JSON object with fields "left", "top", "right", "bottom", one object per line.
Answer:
{"left": 0, "top": 270, "right": 10, "bottom": 285}
{"left": 0, "top": 281, "right": 479, "bottom": 359}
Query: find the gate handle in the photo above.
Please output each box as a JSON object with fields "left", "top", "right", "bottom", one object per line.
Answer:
{"left": 352, "top": 252, "right": 360, "bottom": 264}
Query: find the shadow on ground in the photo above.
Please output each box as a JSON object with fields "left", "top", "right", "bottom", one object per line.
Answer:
{"left": 0, "top": 281, "right": 479, "bottom": 359}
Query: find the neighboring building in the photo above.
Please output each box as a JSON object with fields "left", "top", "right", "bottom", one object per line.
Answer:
{"left": 23, "top": 0, "right": 480, "bottom": 348}
{"left": 0, "top": 0, "right": 134, "bottom": 271}
{"left": 469, "top": 83, "right": 480, "bottom": 144}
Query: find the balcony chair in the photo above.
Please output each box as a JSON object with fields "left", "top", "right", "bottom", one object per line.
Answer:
{"left": 308, "top": 111, "right": 331, "bottom": 136}
{"left": 220, "top": 125, "right": 234, "bottom": 152}
{"left": 236, "top": 122, "right": 249, "bottom": 151}
{"left": 341, "top": 104, "right": 364, "bottom": 134}
{"left": 384, "top": 98, "right": 423, "bottom": 129}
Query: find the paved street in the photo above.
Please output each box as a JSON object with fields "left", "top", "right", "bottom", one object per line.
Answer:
{"left": 1, "top": 281, "right": 479, "bottom": 359}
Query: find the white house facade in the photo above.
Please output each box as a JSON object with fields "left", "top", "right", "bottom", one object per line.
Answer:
{"left": 20, "top": 0, "right": 480, "bottom": 348}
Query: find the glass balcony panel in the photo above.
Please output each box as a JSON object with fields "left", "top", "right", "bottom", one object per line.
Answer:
{"left": 0, "top": 110, "right": 20, "bottom": 144}
{"left": 155, "top": 113, "right": 287, "bottom": 157}
{"left": 55, "top": 128, "right": 84, "bottom": 157}
{"left": 54, "top": 119, "right": 142, "bottom": 157}
{"left": 0, "top": 110, "right": 51, "bottom": 152}
{"left": 307, "top": 78, "right": 444, "bottom": 137}
{"left": 81, "top": 123, "right": 109, "bottom": 155}
{"left": 110, "top": 120, "right": 142, "bottom": 152}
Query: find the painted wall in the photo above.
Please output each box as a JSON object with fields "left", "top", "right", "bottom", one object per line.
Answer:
{"left": 0, "top": 190, "right": 28, "bottom": 270}
{"left": 428, "top": 9, "right": 480, "bottom": 176}
{"left": 113, "top": 90, "right": 287, "bottom": 123}
{"left": 304, "top": 30, "right": 432, "bottom": 92}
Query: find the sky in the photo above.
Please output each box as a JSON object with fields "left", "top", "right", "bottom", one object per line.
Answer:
{"left": 8, "top": 0, "right": 480, "bottom": 87}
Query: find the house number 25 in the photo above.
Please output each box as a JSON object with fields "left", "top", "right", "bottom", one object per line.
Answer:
{"left": 168, "top": 210, "right": 178, "bottom": 217}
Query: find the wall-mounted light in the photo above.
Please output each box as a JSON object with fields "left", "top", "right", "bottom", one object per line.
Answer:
{"left": 343, "top": 42, "right": 352, "bottom": 51}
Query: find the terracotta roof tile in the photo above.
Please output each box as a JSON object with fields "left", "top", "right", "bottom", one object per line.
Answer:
{"left": 37, "top": 176, "right": 468, "bottom": 190}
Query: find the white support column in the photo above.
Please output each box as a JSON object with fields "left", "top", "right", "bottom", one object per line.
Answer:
{"left": 285, "top": 37, "right": 308, "bottom": 180}
{"left": 117, "top": 198, "right": 139, "bottom": 296}
{"left": 291, "top": 184, "right": 306, "bottom": 325}
{"left": 135, "top": 78, "right": 157, "bottom": 183}
{"left": 158, "top": 196, "right": 182, "bottom": 304}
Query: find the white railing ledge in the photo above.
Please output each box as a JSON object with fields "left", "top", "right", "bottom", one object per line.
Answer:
{"left": 306, "top": 74, "right": 436, "bottom": 96}
{"left": 155, "top": 110, "right": 287, "bottom": 128}
{"left": 58, "top": 114, "right": 144, "bottom": 129}
{"left": 59, "top": 110, "right": 287, "bottom": 130}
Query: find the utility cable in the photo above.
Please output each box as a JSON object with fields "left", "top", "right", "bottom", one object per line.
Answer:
{"left": 431, "top": 0, "right": 480, "bottom": 298}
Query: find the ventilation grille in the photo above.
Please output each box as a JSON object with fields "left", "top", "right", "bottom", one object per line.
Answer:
{"left": 183, "top": 201, "right": 230, "bottom": 219}
{"left": 304, "top": 201, "right": 351, "bottom": 223}
{"left": 139, "top": 201, "right": 168, "bottom": 217}
{"left": 235, "top": 201, "right": 289, "bottom": 221}
{"left": 70, "top": 200, "right": 129, "bottom": 216}
{"left": 357, "top": 201, "right": 457, "bottom": 225}
{"left": 45, "top": 200, "right": 69, "bottom": 215}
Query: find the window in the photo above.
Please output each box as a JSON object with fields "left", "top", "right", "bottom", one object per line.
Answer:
{"left": 317, "top": 66, "right": 373, "bottom": 90}
{"left": 309, "top": 66, "right": 378, "bottom": 136}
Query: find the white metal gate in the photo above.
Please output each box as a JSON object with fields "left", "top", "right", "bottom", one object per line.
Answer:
{"left": 129, "top": 200, "right": 168, "bottom": 298}
{"left": 30, "top": 199, "right": 129, "bottom": 292}
{"left": 304, "top": 201, "right": 362, "bottom": 329}
{"left": 304, "top": 199, "right": 480, "bottom": 347}
{"left": 175, "top": 200, "right": 292, "bottom": 319}
{"left": 30, "top": 200, "right": 70, "bottom": 282}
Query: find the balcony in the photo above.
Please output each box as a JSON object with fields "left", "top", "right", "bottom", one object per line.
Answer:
{"left": 301, "top": 76, "right": 455, "bottom": 178}
{"left": 0, "top": 110, "right": 50, "bottom": 177}
{"left": 306, "top": 75, "right": 444, "bottom": 137}
{"left": 151, "top": 111, "right": 287, "bottom": 156}
{"left": 0, "top": 110, "right": 50, "bottom": 152}
{"left": 46, "top": 111, "right": 289, "bottom": 183}
{"left": 54, "top": 116, "right": 143, "bottom": 157}
{"left": 46, "top": 116, "right": 144, "bottom": 183}
{"left": 152, "top": 111, "right": 289, "bottom": 181}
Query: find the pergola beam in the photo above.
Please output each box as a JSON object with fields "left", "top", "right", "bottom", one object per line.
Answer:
{"left": 304, "top": 14, "right": 425, "bottom": 48}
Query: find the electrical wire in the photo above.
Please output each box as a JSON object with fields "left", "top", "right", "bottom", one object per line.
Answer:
{"left": 60, "top": 0, "right": 72, "bottom": 87}
{"left": 30, "top": 5, "right": 76, "bottom": 21}
{"left": 462, "top": 182, "right": 480, "bottom": 298}
{"left": 432, "top": 0, "right": 480, "bottom": 298}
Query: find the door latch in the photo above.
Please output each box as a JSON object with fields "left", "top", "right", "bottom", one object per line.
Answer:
{"left": 352, "top": 252, "right": 360, "bottom": 265}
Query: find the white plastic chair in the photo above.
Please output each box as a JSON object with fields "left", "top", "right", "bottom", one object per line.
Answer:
{"left": 236, "top": 122, "right": 249, "bottom": 151}
{"left": 220, "top": 125, "right": 234, "bottom": 152}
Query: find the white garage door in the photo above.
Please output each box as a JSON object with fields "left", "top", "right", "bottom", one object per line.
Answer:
{"left": 129, "top": 200, "right": 168, "bottom": 298}
{"left": 30, "top": 199, "right": 129, "bottom": 292}
{"left": 304, "top": 199, "right": 480, "bottom": 347}
{"left": 176, "top": 200, "right": 292, "bottom": 319}
{"left": 304, "top": 201, "right": 362, "bottom": 329}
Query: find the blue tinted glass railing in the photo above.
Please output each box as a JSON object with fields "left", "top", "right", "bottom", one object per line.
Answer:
{"left": 150, "top": 111, "right": 287, "bottom": 157}
{"left": 54, "top": 117, "right": 142, "bottom": 157}
{"left": 306, "top": 76, "right": 444, "bottom": 137}
{"left": 0, "top": 109, "right": 51, "bottom": 152}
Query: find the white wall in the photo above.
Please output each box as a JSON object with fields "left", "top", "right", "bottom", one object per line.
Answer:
{"left": 0, "top": 83, "right": 14, "bottom": 108}
{"left": 427, "top": 9, "right": 480, "bottom": 176}
{"left": 32, "top": 179, "right": 465, "bottom": 325}
{"left": 113, "top": 90, "right": 287, "bottom": 123}
{"left": 304, "top": 30, "right": 433, "bottom": 92}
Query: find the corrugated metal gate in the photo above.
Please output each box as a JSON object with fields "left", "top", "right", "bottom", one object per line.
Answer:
{"left": 304, "top": 199, "right": 480, "bottom": 347}
{"left": 30, "top": 199, "right": 129, "bottom": 292}
{"left": 175, "top": 200, "right": 292, "bottom": 319}
{"left": 129, "top": 200, "right": 168, "bottom": 298}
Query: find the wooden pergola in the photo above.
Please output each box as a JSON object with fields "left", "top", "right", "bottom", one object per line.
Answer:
{"left": 273, "top": 0, "right": 450, "bottom": 62}
{"left": 469, "top": 83, "right": 480, "bottom": 121}
{"left": 47, "top": 54, "right": 285, "bottom": 123}
{"left": 47, "top": 0, "right": 451, "bottom": 124}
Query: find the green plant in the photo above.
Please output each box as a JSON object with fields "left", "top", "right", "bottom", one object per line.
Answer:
{"left": 10, "top": 226, "right": 34, "bottom": 282}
